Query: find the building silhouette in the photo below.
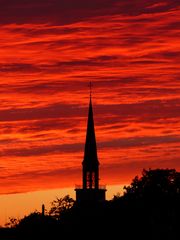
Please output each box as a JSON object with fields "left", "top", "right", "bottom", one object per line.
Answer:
{"left": 75, "top": 93, "right": 106, "bottom": 203}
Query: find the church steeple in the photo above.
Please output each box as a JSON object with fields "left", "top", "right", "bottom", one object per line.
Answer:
{"left": 83, "top": 96, "right": 99, "bottom": 165}
{"left": 75, "top": 85, "right": 106, "bottom": 203}
{"left": 83, "top": 95, "right": 99, "bottom": 189}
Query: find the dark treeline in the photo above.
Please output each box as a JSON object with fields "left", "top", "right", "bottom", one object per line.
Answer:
{"left": 0, "top": 168, "right": 180, "bottom": 240}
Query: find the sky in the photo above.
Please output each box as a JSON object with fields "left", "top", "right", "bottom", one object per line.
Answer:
{"left": 0, "top": 0, "right": 180, "bottom": 225}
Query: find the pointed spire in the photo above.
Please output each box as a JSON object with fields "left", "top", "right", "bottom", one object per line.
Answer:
{"left": 83, "top": 84, "right": 99, "bottom": 167}
{"left": 90, "top": 80, "right": 92, "bottom": 99}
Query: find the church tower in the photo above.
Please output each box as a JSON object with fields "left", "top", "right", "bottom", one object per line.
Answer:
{"left": 75, "top": 91, "right": 106, "bottom": 204}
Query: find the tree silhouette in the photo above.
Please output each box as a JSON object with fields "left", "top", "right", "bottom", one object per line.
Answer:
{"left": 5, "top": 218, "right": 19, "bottom": 228}
{"left": 17, "top": 211, "right": 56, "bottom": 229}
{"left": 49, "top": 195, "right": 75, "bottom": 220}
{"left": 14, "top": 211, "right": 58, "bottom": 240}
{"left": 124, "top": 168, "right": 180, "bottom": 201}
{"left": 1, "top": 169, "right": 180, "bottom": 240}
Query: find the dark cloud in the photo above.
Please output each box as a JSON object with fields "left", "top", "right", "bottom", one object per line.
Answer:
{"left": 0, "top": 103, "right": 85, "bottom": 121}
{"left": 0, "top": 63, "right": 40, "bottom": 73}
{"left": 0, "top": 166, "right": 80, "bottom": 181}
{"left": 0, "top": 0, "right": 178, "bottom": 25}
{"left": 0, "top": 81, "right": 83, "bottom": 95}
{"left": 0, "top": 0, "right": 118, "bottom": 25}
{"left": 95, "top": 99, "right": 180, "bottom": 123}
{"left": 0, "top": 98, "right": 179, "bottom": 123}
{"left": 0, "top": 55, "right": 118, "bottom": 74}
{"left": 100, "top": 135, "right": 180, "bottom": 149}
{"left": 1, "top": 134, "right": 179, "bottom": 157}
{"left": 19, "top": 119, "right": 76, "bottom": 133}
{"left": 0, "top": 138, "right": 18, "bottom": 144}
{"left": 0, "top": 142, "right": 83, "bottom": 157}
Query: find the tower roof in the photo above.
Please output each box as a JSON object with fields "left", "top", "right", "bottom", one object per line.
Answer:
{"left": 83, "top": 96, "right": 99, "bottom": 167}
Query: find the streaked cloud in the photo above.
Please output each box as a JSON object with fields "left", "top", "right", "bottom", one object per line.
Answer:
{"left": 0, "top": 0, "right": 179, "bottom": 196}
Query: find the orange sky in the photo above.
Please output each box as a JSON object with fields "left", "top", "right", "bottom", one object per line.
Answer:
{"left": 0, "top": 0, "right": 180, "bottom": 226}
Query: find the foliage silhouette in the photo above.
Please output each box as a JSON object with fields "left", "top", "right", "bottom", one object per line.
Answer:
{"left": 1, "top": 168, "right": 180, "bottom": 240}
{"left": 124, "top": 168, "right": 180, "bottom": 200}
{"left": 108, "top": 168, "right": 180, "bottom": 240}
{"left": 49, "top": 194, "right": 75, "bottom": 220}
{"left": 5, "top": 217, "right": 19, "bottom": 228}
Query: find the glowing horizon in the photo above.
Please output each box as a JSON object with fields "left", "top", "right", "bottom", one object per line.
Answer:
{"left": 0, "top": 184, "right": 125, "bottom": 226}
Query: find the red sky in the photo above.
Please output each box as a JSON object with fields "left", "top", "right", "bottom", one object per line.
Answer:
{"left": 0, "top": 0, "right": 180, "bottom": 199}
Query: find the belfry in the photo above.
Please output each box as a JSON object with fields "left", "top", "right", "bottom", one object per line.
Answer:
{"left": 75, "top": 90, "right": 106, "bottom": 203}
